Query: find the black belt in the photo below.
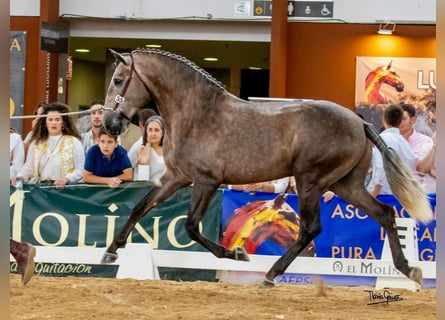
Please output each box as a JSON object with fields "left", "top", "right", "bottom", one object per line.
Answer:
{"left": 40, "top": 180, "right": 55, "bottom": 184}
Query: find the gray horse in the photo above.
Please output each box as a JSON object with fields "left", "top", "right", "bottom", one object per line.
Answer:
{"left": 101, "top": 48, "right": 432, "bottom": 287}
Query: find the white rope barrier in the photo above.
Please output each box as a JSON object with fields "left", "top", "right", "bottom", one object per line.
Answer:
{"left": 10, "top": 107, "right": 116, "bottom": 120}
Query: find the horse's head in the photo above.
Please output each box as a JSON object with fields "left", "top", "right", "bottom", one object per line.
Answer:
{"left": 365, "top": 61, "right": 405, "bottom": 104}
{"left": 103, "top": 49, "right": 151, "bottom": 135}
{"left": 380, "top": 62, "right": 405, "bottom": 92}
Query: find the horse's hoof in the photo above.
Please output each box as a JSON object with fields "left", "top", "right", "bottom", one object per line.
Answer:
{"left": 259, "top": 278, "right": 275, "bottom": 288}
{"left": 234, "top": 246, "right": 250, "bottom": 261}
{"left": 101, "top": 252, "right": 118, "bottom": 264}
{"left": 409, "top": 266, "right": 423, "bottom": 285}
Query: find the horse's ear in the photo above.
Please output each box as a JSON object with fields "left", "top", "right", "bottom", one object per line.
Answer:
{"left": 109, "top": 48, "right": 129, "bottom": 66}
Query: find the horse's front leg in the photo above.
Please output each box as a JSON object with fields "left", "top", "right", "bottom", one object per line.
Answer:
{"left": 262, "top": 190, "right": 323, "bottom": 287}
{"left": 185, "top": 183, "right": 249, "bottom": 261}
{"left": 101, "top": 174, "right": 191, "bottom": 264}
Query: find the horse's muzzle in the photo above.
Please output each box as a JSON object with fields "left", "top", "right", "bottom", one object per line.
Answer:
{"left": 104, "top": 112, "right": 127, "bottom": 135}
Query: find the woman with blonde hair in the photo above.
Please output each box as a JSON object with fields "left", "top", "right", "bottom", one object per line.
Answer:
{"left": 13, "top": 102, "right": 85, "bottom": 189}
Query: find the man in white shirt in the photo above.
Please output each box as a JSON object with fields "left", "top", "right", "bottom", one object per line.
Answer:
{"left": 399, "top": 103, "right": 435, "bottom": 193}
{"left": 81, "top": 100, "right": 106, "bottom": 154}
{"left": 367, "top": 104, "right": 416, "bottom": 196}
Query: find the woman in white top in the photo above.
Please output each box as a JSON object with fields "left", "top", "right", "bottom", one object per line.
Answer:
{"left": 10, "top": 126, "right": 25, "bottom": 180}
{"left": 128, "top": 115, "right": 166, "bottom": 183}
{"left": 13, "top": 102, "right": 85, "bottom": 189}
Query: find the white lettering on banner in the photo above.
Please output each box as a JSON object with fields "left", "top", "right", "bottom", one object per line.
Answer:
{"left": 45, "top": 52, "right": 51, "bottom": 102}
{"left": 128, "top": 217, "right": 161, "bottom": 248}
{"left": 11, "top": 261, "right": 93, "bottom": 276}
{"left": 10, "top": 191, "right": 25, "bottom": 241}
{"left": 11, "top": 204, "right": 197, "bottom": 249}
{"left": 167, "top": 215, "right": 198, "bottom": 248}
{"left": 9, "top": 246, "right": 437, "bottom": 281}
{"left": 76, "top": 214, "right": 97, "bottom": 247}
{"left": 417, "top": 70, "right": 436, "bottom": 89}
{"left": 360, "top": 262, "right": 401, "bottom": 275}
{"left": 125, "top": 215, "right": 200, "bottom": 249}
{"left": 332, "top": 246, "right": 376, "bottom": 259}
{"left": 418, "top": 225, "right": 436, "bottom": 242}
{"left": 10, "top": 37, "right": 22, "bottom": 51}
{"left": 277, "top": 275, "right": 312, "bottom": 284}
{"left": 331, "top": 260, "right": 401, "bottom": 276}
{"left": 33, "top": 213, "right": 69, "bottom": 246}
{"left": 420, "top": 248, "right": 435, "bottom": 261}
{"left": 10, "top": 185, "right": 216, "bottom": 249}
{"left": 330, "top": 204, "right": 368, "bottom": 219}
{"left": 105, "top": 215, "right": 119, "bottom": 247}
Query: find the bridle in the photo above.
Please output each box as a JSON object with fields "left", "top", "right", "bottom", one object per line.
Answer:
{"left": 108, "top": 53, "right": 151, "bottom": 121}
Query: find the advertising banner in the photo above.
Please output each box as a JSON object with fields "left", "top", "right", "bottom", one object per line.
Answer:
{"left": 221, "top": 189, "right": 436, "bottom": 286}
{"left": 355, "top": 57, "right": 436, "bottom": 133}
{"left": 10, "top": 182, "right": 222, "bottom": 280}
{"left": 10, "top": 31, "right": 26, "bottom": 134}
{"left": 10, "top": 182, "right": 222, "bottom": 250}
{"left": 10, "top": 183, "right": 435, "bottom": 285}
{"left": 222, "top": 190, "right": 436, "bottom": 261}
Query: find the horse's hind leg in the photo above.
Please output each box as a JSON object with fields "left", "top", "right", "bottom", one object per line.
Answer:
{"left": 101, "top": 173, "right": 191, "bottom": 264}
{"left": 332, "top": 180, "right": 420, "bottom": 284}
{"left": 263, "top": 188, "right": 323, "bottom": 287}
{"left": 186, "top": 183, "right": 249, "bottom": 261}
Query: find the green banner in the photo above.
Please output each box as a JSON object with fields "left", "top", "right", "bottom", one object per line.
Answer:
{"left": 10, "top": 182, "right": 222, "bottom": 251}
{"left": 10, "top": 182, "right": 222, "bottom": 280}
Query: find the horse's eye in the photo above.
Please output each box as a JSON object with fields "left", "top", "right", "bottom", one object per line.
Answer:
{"left": 113, "top": 78, "right": 123, "bottom": 86}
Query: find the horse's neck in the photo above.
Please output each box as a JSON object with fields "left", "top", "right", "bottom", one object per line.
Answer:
{"left": 365, "top": 75, "right": 386, "bottom": 104}
{"left": 366, "top": 72, "right": 384, "bottom": 88}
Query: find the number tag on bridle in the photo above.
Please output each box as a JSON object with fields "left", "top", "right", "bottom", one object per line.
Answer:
{"left": 114, "top": 95, "right": 126, "bottom": 104}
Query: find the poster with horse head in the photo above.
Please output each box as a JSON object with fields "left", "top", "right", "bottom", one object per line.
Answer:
{"left": 355, "top": 57, "right": 436, "bottom": 134}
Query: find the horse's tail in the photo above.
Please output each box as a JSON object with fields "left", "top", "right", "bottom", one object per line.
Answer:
{"left": 364, "top": 123, "right": 433, "bottom": 224}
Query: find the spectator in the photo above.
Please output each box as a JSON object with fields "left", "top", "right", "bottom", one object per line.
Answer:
{"left": 81, "top": 100, "right": 106, "bottom": 154}
{"left": 367, "top": 104, "right": 416, "bottom": 196}
{"left": 23, "top": 102, "right": 44, "bottom": 156}
{"left": 136, "top": 108, "right": 158, "bottom": 133}
{"left": 14, "top": 102, "right": 84, "bottom": 188}
{"left": 229, "top": 177, "right": 290, "bottom": 193}
{"left": 128, "top": 115, "right": 166, "bottom": 182}
{"left": 118, "top": 100, "right": 160, "bottom": 152}
{"left": 288, "top": 176, "right": 297, "bottom": 194}
{"left": 399, "top": 103, "right": 435, "bottom": 193}
{"left": 417, "top": 131, "right": 436, "bottom": 184}
{"left": 83, "top": 127, "right": 133, "bottom": 188}
{"left": 366, "top": 146, "right": 386, "bottom": 197}
{"left": 287, "top": 176, "right": 335, "bottom": 202}
{"left": 413, "top": 111, "right": 433, "bottom": 137}
{"left": 10, "top": 126, "right": 25, "bottom": 180}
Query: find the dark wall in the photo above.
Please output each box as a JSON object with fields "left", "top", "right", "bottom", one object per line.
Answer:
{"left": 240, "top": 69, "right": 270, "bottom": 100}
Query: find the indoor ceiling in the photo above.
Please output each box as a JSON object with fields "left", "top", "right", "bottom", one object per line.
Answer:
{"left": 69, "top": 37, "right": 271, "bottom": 70}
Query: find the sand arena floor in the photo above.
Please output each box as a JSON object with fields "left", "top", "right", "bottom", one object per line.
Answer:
{"left": 10, "top": 275, "right": 436, "bottom": 320}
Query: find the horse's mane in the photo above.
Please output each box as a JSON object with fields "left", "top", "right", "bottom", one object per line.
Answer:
{"left": 132, "top": 48, "right": 226, "bottom": 90}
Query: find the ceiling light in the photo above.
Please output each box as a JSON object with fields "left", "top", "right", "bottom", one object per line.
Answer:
{"left": 249, "top": 67, "right": 262, "bottom": 70}
{"left": 204, "top": 57, "right": 218, "bottom": 62}
{"left": 145, "top": 44, "right": 162, "bottom": 48}
{"left": 75, "top": 48, "right": 90, "bottom": 53}
{"left": 377, "top": 22, "right": 396, "bottom": 35}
